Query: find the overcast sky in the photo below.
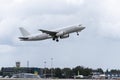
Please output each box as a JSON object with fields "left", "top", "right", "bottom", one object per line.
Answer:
{"left": 0, "top": 0, "right": 120, "bottom": 70}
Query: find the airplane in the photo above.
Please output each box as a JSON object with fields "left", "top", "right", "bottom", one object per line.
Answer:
{"left": 19, "top": 24, "right": 85, "bottom": 42}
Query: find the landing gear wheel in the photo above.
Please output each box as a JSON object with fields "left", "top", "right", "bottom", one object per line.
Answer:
{"left": 77, "top": 32, "right": 79, "bottom": 36}
{"left": 56, "top": 39, "right": 59, "bottom": 42}
{"left": 53, "top": 38, "right": 55, "bottom": 41}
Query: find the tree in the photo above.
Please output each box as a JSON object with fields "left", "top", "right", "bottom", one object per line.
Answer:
{"left": 72, "top": 66, "right": 84, "bottom": 75}
{"left": 110, "top": 69, "right": 120, "bottom": 74}
{"left": 96, "top": 68, "right": 104, "bottom": 74}
{"left": 62, "top": 68, "right": 72, "bottom": 78}
{"left": 84, "top": 68, "right": 92, "bottom": 76}
{"left": 54, "top": 68, "right": 62, "bottom": 78}
{"left": 72, "top": 66, "right": 92, "bottom": 76}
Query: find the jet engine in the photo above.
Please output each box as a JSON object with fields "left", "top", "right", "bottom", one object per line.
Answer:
{"left": 60, "top": 34, "right": 69, "bottom": 39}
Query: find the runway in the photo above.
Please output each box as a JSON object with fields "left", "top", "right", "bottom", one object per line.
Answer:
{"left": 0, "top": 79, "right": 114, "bottom": 80}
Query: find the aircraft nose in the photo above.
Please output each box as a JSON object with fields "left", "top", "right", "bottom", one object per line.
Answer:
{"left": 81, "top": 27, "right": 85, "bottom": 30}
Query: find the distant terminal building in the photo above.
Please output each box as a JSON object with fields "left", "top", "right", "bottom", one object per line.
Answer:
{"left": 105, "top": 72, "right": 120, "bottom": 79}
{"left": 1, "top": 61, "right": 43, "bottom": 77}
{"left": 1, "top": 67, "right": 43, "bottom": 77}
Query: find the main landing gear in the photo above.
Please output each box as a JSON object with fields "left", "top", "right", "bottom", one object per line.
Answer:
{"left": 53, "top": 37, "right": 59, "bottom": 42}
{"left": 56, "top": 39, "right": 59, "bottom": 42}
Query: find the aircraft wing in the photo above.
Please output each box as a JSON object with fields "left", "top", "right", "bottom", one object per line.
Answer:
{"left": 39, "top": 29, "right": 57, "bottom": 36}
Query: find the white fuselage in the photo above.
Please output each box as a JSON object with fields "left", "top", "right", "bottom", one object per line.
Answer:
{"left": 19, "top": 25, "right": 85, "bottom": 41}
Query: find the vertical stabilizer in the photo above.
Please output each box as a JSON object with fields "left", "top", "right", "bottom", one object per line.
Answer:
{"left": 19, "top": 27, "right": 30, "bottom": 36}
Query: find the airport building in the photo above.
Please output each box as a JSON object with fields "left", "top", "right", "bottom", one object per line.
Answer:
{"left": 105, "top": 72, "right": 120, "bottom": 79}
{"left": 92, "top": 71, "right": 120, "bottom": 79}
{"left": 1, "top": 62, "right": 44, "bottom": 77}
{"left": 1, "top": 67, "right": 43, "bottom": 77}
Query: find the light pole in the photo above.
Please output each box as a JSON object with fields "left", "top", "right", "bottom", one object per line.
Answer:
{"left": 27, "top": 61, "right": 29, "bottom": 67}
{"left": 51, "top": 58, "right": 53, "bottom": 78}
{"left": 44, "top": 61, "right": 46, "bottom": 78}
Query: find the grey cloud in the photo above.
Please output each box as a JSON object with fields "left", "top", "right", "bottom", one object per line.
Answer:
{"left": 0, "top": 0, "right": 83, "bottom": 18}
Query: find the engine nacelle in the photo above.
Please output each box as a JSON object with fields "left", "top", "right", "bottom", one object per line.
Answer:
{"left": 56, "top": 31, "right": 64, "bottom": 36}
{"left": 60, "top": 34, "right": 69, "bottom": 39}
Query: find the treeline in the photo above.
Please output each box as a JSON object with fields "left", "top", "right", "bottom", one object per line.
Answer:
{"left": 1, "top": 66, "right": 120, "bottom": 78}
{"left": 43, "top": 66, "right": 103, "bottom": 78}
{"left": 44, "top": 66, "right": 120, "bottom": 78}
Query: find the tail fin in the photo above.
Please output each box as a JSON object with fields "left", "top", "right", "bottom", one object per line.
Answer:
{"left": 19, "top": 27, "right": 30, "bottom": 36}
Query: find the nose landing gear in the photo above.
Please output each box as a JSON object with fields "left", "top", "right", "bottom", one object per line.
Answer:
{"left": 77, "top": 32, "right": 79, "bottom": 35}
